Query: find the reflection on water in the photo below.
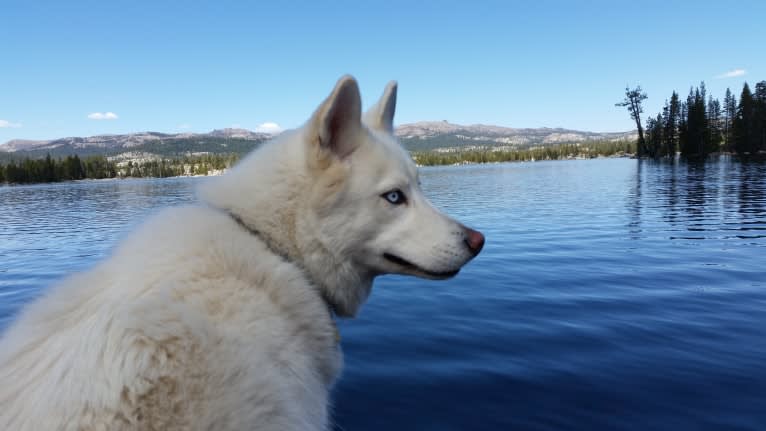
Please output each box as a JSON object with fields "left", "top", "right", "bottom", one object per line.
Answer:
{"left": 0, "top": 159, "right": 765, "bottom": 430}
{"left": 629, "top": 157, "right": 766, "bottom": 242}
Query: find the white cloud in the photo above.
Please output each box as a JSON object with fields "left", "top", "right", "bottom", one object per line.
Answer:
{"left": 0, "top": 119, "right": 22, "bottom": 128}
{"left": 716, "top": 69, "right": 747, "bottom": 79}
{"left": 87, "top": 112, "right": 119, "bottom": 120}
{"left": 254, "top": 122, "right": 283, "bottom": 134}
{"left": 177, "top": 123, "right": 191, "bottom": 130}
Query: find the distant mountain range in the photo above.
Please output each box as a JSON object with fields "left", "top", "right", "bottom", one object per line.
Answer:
{"left": 0, "top": 128, "right": 272, "bottom": 158}
{"left": 0, "top": 122, "right": 636, "bottom": 158}
{"left": 396, "top": 121, "right": 636, "bottom": 151}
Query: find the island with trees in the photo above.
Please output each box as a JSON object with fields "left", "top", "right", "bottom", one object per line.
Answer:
{"left": 617, "top": 80, "right": 766, "bottom": 158}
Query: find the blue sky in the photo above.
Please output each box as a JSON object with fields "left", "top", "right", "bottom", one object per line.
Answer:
{"left": 1, "top": 0, "right": 764, "bottom": 142}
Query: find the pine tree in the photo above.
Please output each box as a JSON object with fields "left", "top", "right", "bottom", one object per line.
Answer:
{"left": 696, "top": 83, "right": 710, "bottom": 156}
{"left": 723, "top": 88, "right": 737, "bottom": 151}
{"left": 73, "top": 155, "right": 84, "bottom": 179}
{"left": 679, "top": 88, "right": 693, "bottom": 155}
{"left": 616, "top": 86, "right": 648, "bottom": 156}
{"left": 662, "top": 91, "right": 680, "bottom": 157}
{"left": 733, "top": 83, "right": 755, "bottom": 155}
{"left": 678, "top": 84, "right": 712, "bottom": 157}
{"left": 661, "top": 100, "right": 670, "bottom": 156}
{"left": 707, "top": 96, "right": 722, "bottom": 153}
{"left": 754, "top": 81, "right": 766, "bottom": 153}
{"left": 43, "top": 153, "right": 56, "bottom": 182}
{"left": 645, "top": 113, "right": 663, "bottom": 157}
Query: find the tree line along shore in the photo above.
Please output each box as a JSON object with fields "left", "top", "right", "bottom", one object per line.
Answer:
{"left": 0, "top": 153, "right": 237, "bottom": 184}
{"left": 0, "top": 139, "right": 639, "bottom": 185}
{"left": 412, "top": 140, "right": 635, "bottom": 166}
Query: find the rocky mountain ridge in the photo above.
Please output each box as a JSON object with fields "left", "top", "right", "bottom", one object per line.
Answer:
{"left": 1, "top": 122, "right": 636, "bottom": 155}
{"left": 396, "top": 121, "right": 636, "bottom": 151}
{"left": 0, "top": 128, "right": 270, "bottom": 153}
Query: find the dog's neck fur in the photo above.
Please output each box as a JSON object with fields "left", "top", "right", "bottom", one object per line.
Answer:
{"left": 225, "top": 210, "right": 293, "bottom": 267}
{"left": 223, "top": 204, "right": 368, "bottom": 321}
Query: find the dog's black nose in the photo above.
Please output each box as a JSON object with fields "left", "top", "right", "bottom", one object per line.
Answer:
{"left": 464, "top": 227, "right": 485, "bottom": 256}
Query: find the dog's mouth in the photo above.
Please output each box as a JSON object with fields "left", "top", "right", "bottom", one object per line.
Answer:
{"left": 383, "top": 253, "right": 460, "bottom": 279}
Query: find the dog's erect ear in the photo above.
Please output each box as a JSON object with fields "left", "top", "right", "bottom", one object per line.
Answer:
{"left": 308, "top": 75, "right": 362, "bottom": 161}
{"left": 363, "top": 80, "right": 397, "bottom": 133}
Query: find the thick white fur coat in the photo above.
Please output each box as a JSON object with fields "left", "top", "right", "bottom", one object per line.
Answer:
{"left": 0, "top": 205, "right": 340, "bottom": 429}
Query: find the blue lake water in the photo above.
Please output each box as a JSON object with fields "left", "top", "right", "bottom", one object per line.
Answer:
{"left": 1, "top": 158, "right": 765, "bottom": 430}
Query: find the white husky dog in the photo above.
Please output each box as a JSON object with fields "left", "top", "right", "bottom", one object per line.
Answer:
{"left": 0, "top": 76, "right": 484, "bottom": 430}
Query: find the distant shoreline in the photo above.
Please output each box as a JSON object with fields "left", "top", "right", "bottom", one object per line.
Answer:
{"left": 0, "top": 153, "right": 232, "bottom": 186}
{"left": 0, "top": 171, "right": 225, "bottom": 186}
{"left": 412, "top": 141, "right": 635, "bottom": 166}
{"left": 1, "top": 154, "right": 630, "bottom": 186}
{"left": 7, "top": 148, "right": 761, "bottom": 186}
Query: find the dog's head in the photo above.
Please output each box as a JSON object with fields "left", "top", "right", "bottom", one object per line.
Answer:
{"left": 200, "top": 76, "right": 484, "bottom": 317}
{"left": 297, "top": 76, "right": 484, "bottom": 314}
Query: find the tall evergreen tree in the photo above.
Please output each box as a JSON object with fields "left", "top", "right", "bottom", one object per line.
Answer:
{"left": 661, "top": 100, "right": 671, "bottom": 156}
{"left": 662, "top": 91, "right": 680, "bottom": 157}
{"left": 616, "top": 86, "right": 648, "bottom": 156}
{"left": 679, "top": 84, "right": 712, "bottom": 157}
{"left": 723, "top": 88, "right": 737, "bottom": 151}
{"left": 754, "top": 81, "right": 766, "bottom": 153}
{"left": 645, "top": 113, "right": 663, "bottom": 157}
{"left": 679, "top": 88, "right": 693, "bottom": 155}
{"left": 707, "top": 96, "right": 722, "bottom": 153}
{"left": 696, "top": 82, "right": 710, "bottom": 156}
{"left": 43, "top": 154, "right": 56, "bottom": 182}
{"left": 733, "top": 83, "right": 755, "bottom": 155}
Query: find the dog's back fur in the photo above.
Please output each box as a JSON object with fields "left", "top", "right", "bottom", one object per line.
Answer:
{"left": 0, "top": 76, "right": 483, "bottom": 430}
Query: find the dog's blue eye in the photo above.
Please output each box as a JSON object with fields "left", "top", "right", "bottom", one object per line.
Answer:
{"left": 383, "top": 189, "right": 406, "bottom": 205}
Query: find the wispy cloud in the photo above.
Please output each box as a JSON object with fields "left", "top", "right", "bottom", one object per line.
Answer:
{"left": 254, "top": 122, "right": 283, "bottom": 134}
{"left": 716, "top": 69, "right": 747, "bottom": 79}
{"left": 0, "top": 119, "right": 22, "bottom": 128}
{"left": 87, "top": 112, "right": 119, "bottom": 120}
{"left": 176, "top": 123, "right": 191, "bottom": 130}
